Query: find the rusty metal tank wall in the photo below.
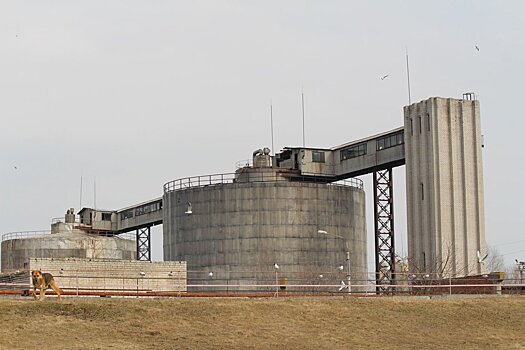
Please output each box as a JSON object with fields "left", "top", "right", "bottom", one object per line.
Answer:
{"left": 1, "top": 230, "right": 136, "bottom": 272}
{"left": 163, "top": 181, "right": 366, "bottom": 292}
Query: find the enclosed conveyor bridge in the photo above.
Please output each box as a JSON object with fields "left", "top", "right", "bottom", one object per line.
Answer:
{"left": 274, "top": 126, "right": 405, "bottom": 181}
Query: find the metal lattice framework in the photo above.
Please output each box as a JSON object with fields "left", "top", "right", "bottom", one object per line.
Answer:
{"left": 136, "top": 226, "right": 151, "bottom": 261}
{"left": 373, "top": 168, "right": 396, "bottom": 293}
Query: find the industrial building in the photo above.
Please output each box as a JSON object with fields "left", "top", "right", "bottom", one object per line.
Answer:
{"left": 1, "top": 95, "right": 487, "bottom": 293}
{"left": 163, "top": 149, "right": 367, "bottom": 291}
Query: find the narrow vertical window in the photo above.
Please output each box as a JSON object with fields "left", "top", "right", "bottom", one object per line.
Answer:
{"left": 410, "top": 118, "right": 413, "bottom": 135}
{"left": 418, "top": 115, "right": 422, "bottom": 133}
{"left": 420, "top": 183, "right": 424, "bottom": 200}
{"left": 427, "top": 113, "right": 431, "bottom": 131}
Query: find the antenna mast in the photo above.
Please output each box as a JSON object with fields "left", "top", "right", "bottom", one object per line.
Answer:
{"left": 301, "top": 91, "right": 305, "bottom": 148}
{"left": 406, "top": 49, "right": 412, "bottom": 105}
{"left": 79, "top": 175, "right": 83, "bottom": 209}
{"left": 270, "top": 104, "right": 275, "bottom": 156}
{"left": 94, "top": 178, "right": 97, "bottom": 210}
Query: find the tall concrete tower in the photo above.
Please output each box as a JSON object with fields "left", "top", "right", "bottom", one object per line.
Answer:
{"left": 404, "top": 96, "right": 486, "bottom": 277}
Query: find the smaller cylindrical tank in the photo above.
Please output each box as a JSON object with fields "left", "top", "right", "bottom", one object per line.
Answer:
{"left": 253, "top": 148, "right": 272, "bottom": 168}
{"left": 1, "top": 229, "right": 136, "bottom": 272}
{"left": 65, "top": 208, "right": 76, "bottom": 224}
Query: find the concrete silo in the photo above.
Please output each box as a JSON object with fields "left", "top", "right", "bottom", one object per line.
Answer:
{"left": 1, "top": 211, "right": 135, "bottom": 272}
{"left": 163, "top": 148, "right": 367, "bottom": 292}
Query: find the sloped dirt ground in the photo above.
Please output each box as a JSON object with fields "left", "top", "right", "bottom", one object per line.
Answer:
{"left": 0, "top": 296, "right": 524, "bottom": 350}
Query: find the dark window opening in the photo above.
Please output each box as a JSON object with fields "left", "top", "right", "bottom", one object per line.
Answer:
{"left": 340, "top": 143, "right": 367, "bottom": 161}
{"left": 121, "top": 210, "right": 134, "bottom": 220}
{"left": 101, "top": 213, "right": 112, "bottom": 221}
{"left": 312, "top": 151, "right": 325, "bottom": 163}
{"left": 376, "top": 132, "right": 404, "bottom": 151}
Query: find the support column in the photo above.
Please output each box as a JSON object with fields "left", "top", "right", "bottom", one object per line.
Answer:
{"left": 374, "top": 168, "right": 396, "bottom": 293}
{"left": 136, "top": 226, "right": 151, "bottom": 261}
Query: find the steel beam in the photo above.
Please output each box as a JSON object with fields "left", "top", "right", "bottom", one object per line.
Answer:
{"left": 373, "top": 168, "right": 396, "bottom": 293}
{"left": 136, "top": 226, "right": 151, "bottom": 261}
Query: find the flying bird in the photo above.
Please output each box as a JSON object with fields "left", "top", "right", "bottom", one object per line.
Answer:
{"left": 477, "top": 250, "right": 488, "bottom": 264}
{"left": 338, "top": 280, "right": 347, "bottom": 291}
{"left": 13, "top": 166, "right": 18, "bottom": 170}
{"left": 475, "top": 45, "right": 480, "bottom": 51}
{"left": 381, "top": 74, "right": 389, "bottom": 80}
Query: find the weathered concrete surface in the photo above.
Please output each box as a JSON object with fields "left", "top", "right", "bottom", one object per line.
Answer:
{"left": 1, "top": 230, "right": 135, "bottom": 272}
{"left": 404, "top": 97, "right": 486, "bottom": 276}
{"left": 164, "top": 181, "right": 366, "bottom": 292}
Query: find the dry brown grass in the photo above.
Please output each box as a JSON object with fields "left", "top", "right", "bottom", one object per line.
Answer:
{"left": 0, "top": 296, "right": 524, "bottom": 349}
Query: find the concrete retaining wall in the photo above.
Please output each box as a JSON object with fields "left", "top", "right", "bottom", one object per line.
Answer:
{"left": 29, "top": 258, "right": 186, "bottom": 293}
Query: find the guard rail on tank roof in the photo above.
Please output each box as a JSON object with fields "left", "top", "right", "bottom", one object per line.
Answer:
{"left": 1, "top": 230, "right": 51, "bottom": 242}
{"left": 1, "top": 230, "right": 135, "bottom": 242}
{"left": 163, "top": 172, "right": 363, "bottom": 193}
{"left": 51, "top": 215, "right": 81, "bottom": 225}
{"left": 235, "top": 159, "right": 253, "bottom": 169}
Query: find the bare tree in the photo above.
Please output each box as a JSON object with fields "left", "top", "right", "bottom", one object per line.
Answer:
{"left": 485, "top": 246, "right": 506, "bottom": 272}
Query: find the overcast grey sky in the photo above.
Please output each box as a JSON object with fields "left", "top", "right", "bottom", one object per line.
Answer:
{"left": 1, "top": 1, "right": 524, "bottom": 269}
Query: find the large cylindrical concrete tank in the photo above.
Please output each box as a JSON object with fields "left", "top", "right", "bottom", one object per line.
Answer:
{"left": 163, "top": 167, "right": 366, "bottom": 292}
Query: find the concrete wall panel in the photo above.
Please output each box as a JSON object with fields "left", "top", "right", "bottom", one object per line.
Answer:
{"left": 164, "top": 182, "right": 366, "bottom": 292}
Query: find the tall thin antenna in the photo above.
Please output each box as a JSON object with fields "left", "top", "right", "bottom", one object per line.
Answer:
{"left": 301, "top": 90, "right": 305, "bottom": 148}
{"left": 270, "top": 104, "right": 275, "bottom": 155}
{"left": 406, "top": 48, "right": 412, "bottom": 105}
{"left": 93, "top": 177, "right": 97, "bottom": 210}
{"left": 79, "top": 175, "right": 83, "bottom": 210}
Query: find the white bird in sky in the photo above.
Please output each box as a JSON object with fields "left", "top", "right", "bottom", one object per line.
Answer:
{"left": 477, "top": 250, "right": 488, "bottom": 264}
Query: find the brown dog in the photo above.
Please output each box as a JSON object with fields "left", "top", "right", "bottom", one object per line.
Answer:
{"left": 31, "top": 270, "right": 62, "bottom": 301}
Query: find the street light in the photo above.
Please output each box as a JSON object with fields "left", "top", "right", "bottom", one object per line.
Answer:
{"left": 317, "top": 230, "right": 351, "bottom": 294}
{"left": 516, "top": 259, "right": 525, "bottom": 284}
{"left": 274, "top": 263, "right": 280, "bottom": 297}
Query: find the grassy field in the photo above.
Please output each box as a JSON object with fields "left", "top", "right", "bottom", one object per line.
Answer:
{"left": 0, "top": 296, "right": 524, "bottom": 349}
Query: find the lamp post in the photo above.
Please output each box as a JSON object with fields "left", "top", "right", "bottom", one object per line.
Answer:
{"left": 318, "top": 230, "right": 351, "bottom": 294}
{"left": 516, "top": 260, "right": 525, "bottom": 284}
{"left": 274, "top": 263, "right": 279, "bottom": 297}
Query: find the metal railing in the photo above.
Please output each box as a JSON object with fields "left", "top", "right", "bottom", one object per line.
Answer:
{"left": 1, "top": 230, "right": 51, "bottom": 242}
{"left": 0, "top": 268, "right": 521, "bottom": 297}
{"left": 235, "top": 159, "right": 253, "bottom": 169}
{"left": 164, "top": 172, "right": 363, "bottom": 193}
{"left": 1, "top": 230, "right": 136, "bottom": 242}
{"left": 51, "top": 215, "right": 82, "bottom": 225}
